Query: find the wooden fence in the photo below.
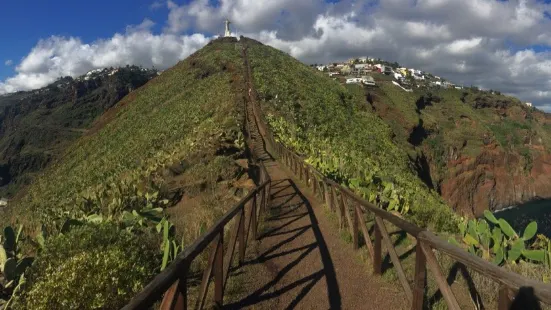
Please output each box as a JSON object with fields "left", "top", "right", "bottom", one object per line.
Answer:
{"left": 122, "top": 159, "right": 270, "bottom": 310}
{"left": 124, "top": 47, "right": 551, "bottom": 309}
{"left": 249, "top": 96, "right": 551, "bottom": 309}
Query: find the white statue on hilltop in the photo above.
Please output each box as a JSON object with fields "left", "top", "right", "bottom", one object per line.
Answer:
{"left": 224, "top": 19, "right": 231, "bottom": 37}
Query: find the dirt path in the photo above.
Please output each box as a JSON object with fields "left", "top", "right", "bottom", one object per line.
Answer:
{"left": 226, "top": 160, "right": 407, "bottom": 309}
{"left": 224, "top": 45, "right": 407, "bottom": 309}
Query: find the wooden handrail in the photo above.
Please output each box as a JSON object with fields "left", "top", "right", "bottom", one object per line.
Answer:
{"left": 249, "top": 94, "right": 551, "bottom": 307}
{"left": 122, "top": 176, "right": 270, "bottom": 310}
{"left": 418, "top": 231, "right": 551, "bottom": 303}
{"left": 123, "top": 47, "right": 276, "bottom": 310}
{"left": 124, "top": 43, "right": 551, "bottom": 310}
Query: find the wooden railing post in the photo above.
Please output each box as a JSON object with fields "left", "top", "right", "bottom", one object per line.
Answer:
{"left": 265, "top": 181, "right": 271, "bottom": 211}
{"left": 373, "top": 217, "right": 382, "bottom": 275}
{"left": 196, "top": 240, "right": 218, "bottom": 309}
{"left": 238, "top": 207, "right": 245, "bottom": 264}
{"left": 299, "top": 162, "right": 303, "bottom": 181}
{"left": 356, "top": 205, "right": 374, "bottom": 262}
{"left": 179, "top": 273, "right": 188, "bottom": 310}
{"left": 338, "top": 191, "right": 346, "bottom": 229}
{"left": 330, "top": 185, "right": 336, "bottom": 212}
{"left": 259, "top": 185, "right": 266, "bottom": 218}
{"left": 375, "top": 217, "right": 412, "bottom": 301}
{"left": 287, "top": 152, "right": 291, "bottom": 168}
{"left": 159, "top": 269, "right": 188, "bottom": 310}
{"left": 419, "top": 241, "right": 460, "bottom": 310}
{"left": 412, "top": 242, "right": 426, "bottom": 310}
{"left": 286, "top": 151, "right": 290, "bottom": 167}
{"left": 498, "top": 285, "right": 512, "bottom": 310}
{"left": 305, "top": 166, "right": 310, "bottom": 187}
{"left": 214, "top": 232, "right": 224, "bottom": 307}
{"left": 251, "top": 194, "right": 257, "bottom": 240}
{"left": 352, "top": 202, "right": 359, "bottom": 250}
{"left": 312, "top": 174, "right": 317, "bottom": 196}
{"left": 324, "top": 182, "right": 331, "bottom": 210}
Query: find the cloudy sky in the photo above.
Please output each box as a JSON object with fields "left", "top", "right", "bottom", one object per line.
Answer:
{"left": 2, "top": 0, "right": 551, "bottom": 110}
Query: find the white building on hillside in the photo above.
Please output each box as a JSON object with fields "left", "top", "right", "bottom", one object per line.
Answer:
{"left": 525, "top": 102, "right": 533, "bottom": 107}
{"left": 346, "top": 77, "right": 363, "bottom": 84}
{"left": 361, "top": 76, "right": 376, "bottom": 86}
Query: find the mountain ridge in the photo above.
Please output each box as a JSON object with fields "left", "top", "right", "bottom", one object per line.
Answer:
{"left": 4, "top": 36, "right": 551, "bottom": 309}
{"left": 0, "top": 66, "right": 157, "bottom": 199}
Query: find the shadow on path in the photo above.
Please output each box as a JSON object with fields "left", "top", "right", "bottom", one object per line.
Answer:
{"left": 224, "top": 178, "right": 342, "bottom": 309}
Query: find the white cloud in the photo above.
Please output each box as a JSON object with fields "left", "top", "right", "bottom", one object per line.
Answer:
{"left": 4, "top": 60, "right": 12, "bottom": 66}
{"left": 165, "top": 0, "right": 323, "bottom": 39}
{"left": 3, "top": 0, "right": 551, "bottom": 109}
{"left": 0, "top": 23, "right": 210, "bottom": 94}
{"left": 446, "top": 38, "right": 483, "bottom": 54}
{"left": 126, "top": 18, "right": 155, "bottom": 34}
{"left": 150, "top": 0, "right": 164, "bottom": 10}
{"left": 239, "top": 0, "right": 551, "bottom": 108}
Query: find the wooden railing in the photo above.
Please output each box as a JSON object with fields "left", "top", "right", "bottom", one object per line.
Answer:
{"left": 125, "top": 44, "right": 551, "bottom": 310}
{"left": 245, "top": 89, "right": 551, "bottom": 309}
{"left": 122, "top": 161, "right": 270, "bottom": 310}
{"left": 122, "top": 99, "right": 271, "bottom": 310}
{"left": 123, "top": 47, "right": 272, "bottom": 310}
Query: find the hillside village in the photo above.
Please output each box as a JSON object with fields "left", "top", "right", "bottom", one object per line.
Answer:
{"left": 311, "top": 57, "right": 536, "bottom": 108}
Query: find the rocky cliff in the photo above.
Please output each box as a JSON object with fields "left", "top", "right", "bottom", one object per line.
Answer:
{"left": 0, "top": 66, "right": 157, "bottom": 197}
{"left": 366, "top": 81, "right": 551, "bottom": 216}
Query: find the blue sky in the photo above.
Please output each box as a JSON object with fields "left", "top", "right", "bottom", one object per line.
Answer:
{"left": 2, "top": 0, "right": 551, "bottom": 110}
{"left": 0, "top": 0, "right": 172, "bottom": 80}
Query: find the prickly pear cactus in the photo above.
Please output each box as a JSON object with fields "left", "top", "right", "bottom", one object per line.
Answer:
{"left": 453, "top": 211, "right": 547, "bottom": 266}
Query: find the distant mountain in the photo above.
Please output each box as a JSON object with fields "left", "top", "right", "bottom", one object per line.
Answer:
{"left": 0, "top": 66, "right": 158, "bottom": 198}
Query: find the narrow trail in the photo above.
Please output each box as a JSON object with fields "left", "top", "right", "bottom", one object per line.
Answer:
{"left": 225, "top": 46, "right": 407, "bottom": 309}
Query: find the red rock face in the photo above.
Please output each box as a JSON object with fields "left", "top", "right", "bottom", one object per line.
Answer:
{"left": 440, "top": 148, "right": 551, "bottom": 217}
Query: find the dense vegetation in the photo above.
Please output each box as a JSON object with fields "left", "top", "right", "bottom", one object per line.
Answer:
{"left": 0, "top": 66, "right": 157, "bottom": 198}
{"left": 14, "top": 39, "right": 244, "bottom": 227}
{"left": 246, "top": 40, "right": 551, "bottom": 287}
{"left": 2, "top": 36, "right": 551, "bottom": 308}
{"left": 246, "top": 40, "right": 458, "bottom": 231}
{"left": 0, "top": 38, "right": 250, "bottom": 308}
{"left": 15, "top": 224, "right": 159, "bottom": 309}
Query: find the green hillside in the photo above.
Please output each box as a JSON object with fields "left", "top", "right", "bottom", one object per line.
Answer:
{"left": 5, "top": 37, "right": 551, "bottom": 308}
{"left": 246, "top": 39, "right": 458, "bottom": 231}
{"left": 6, "top": 38, "right": 251, "bottom": 309}
{"left": 13, "top": 38, "right": 245, "bottom": 227}
{"left": 0, "top": 67, "right": 157, "bottom": 198}
{"left": 245, "top": 37, "right": 551, "bottom": 219}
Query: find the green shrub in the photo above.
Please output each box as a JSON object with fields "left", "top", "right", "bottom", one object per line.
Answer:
{"left": 15, "top": 224, "right": 160, "bottom": 310}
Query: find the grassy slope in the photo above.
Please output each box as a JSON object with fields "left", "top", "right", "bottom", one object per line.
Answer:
{"left": 246, "top": 41, "right": 457, "bottom": 231}
{"left": 6, "top": 37, "right": 551, "bottom": 308}
{"left": 9, "top": 38, "right": 245, "bottom": 230}
{"left": 0, "top": 68, "right": 156, "bottom": 198}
